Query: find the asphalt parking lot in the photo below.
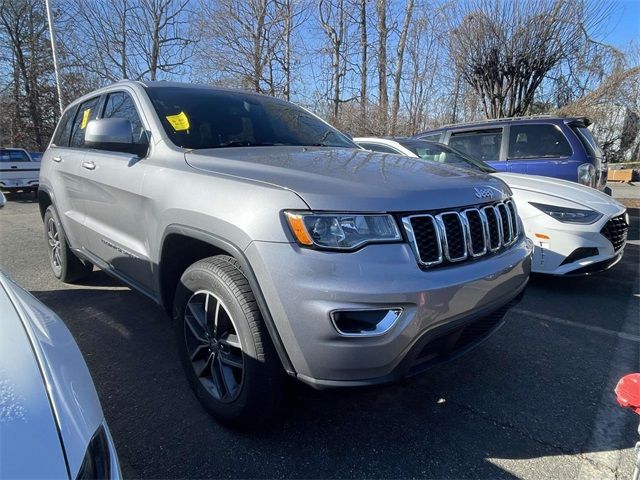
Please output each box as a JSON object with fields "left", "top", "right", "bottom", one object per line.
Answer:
{"left": 1, "top": 192, "right": 638, "bottom": 479}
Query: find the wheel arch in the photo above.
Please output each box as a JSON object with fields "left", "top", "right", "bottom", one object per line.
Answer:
{"left": 158, "top": 225, "right": 295, "bottom": 375}
{"left": 37, "top": 187, "right": 54, "bottom": 219}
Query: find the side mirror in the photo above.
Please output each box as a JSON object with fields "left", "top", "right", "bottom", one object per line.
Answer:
{"left": 85, "top": 118, "right": 148, "bottom": 157}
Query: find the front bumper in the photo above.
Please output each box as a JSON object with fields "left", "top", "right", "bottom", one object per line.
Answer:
{"left": 245, "top": 237, "right": 532, "bottom": 386}
{"left": 528, "top": 212, "right": 627, "bottom": 275}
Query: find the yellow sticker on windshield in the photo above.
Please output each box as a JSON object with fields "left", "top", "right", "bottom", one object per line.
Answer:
{"left": 166, "top": 111, "right": 190, "bottom": 131}
{"left": 80, "top": 108, "right": 91, "bottom": 130}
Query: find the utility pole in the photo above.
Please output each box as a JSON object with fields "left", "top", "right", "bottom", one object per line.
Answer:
{"left": 44, "top": 0, "right": 64, "bottom": 115}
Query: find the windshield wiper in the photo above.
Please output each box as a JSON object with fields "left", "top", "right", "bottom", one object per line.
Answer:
{"left": 216, "top": 141, "right": 277, "bottom": 148}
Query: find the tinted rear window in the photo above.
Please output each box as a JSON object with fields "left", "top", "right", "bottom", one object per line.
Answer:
{"left": 0, "top": 150, "right": 30, "bottom": 162}
{"left": 572, "top": 126, "right": 603, "bottom": 158}
{"left": 146, "top": 87, "right": 355, "bottom": 150}
{"left": 52, "top": 106, "right": 76, "bottom": 147}
{"left": 449, "top": 128, "right": 502, "bottom": 162}
{"left": 508, "top": 124, "right": 572, "bottom": 159}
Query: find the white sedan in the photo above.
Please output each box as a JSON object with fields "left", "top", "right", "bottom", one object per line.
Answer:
{"left": 0, "top": 270, "right": 121, "bottom": 479}
{"left": 354, "top": 137, "right": 629, "bottom": 275}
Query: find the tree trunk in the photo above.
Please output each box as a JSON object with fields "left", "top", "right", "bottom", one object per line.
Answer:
{"left": 359, "top": 0, "right": 367, "bottom": 124}
{"left": 376, "top": 0, "right": 388, "bottom": 133}
{"left": 390, "top": 0, "right": 413, "bottom": 135}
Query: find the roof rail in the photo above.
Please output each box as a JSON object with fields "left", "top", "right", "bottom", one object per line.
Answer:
{"left": 433, "top": 114, "right": 567, "bottom": 130}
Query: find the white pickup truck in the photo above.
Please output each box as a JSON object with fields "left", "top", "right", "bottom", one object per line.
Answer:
{"left": 0, "top": 148, "right": 41, "bottom": 194}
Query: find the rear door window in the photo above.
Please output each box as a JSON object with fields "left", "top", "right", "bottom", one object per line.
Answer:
{"left": 51, "top": 107, "right": 77, "bottom": 147}
{"left": 508, "top": 124, "right": 572, "bottom": 159}
{"left": 449, "top": 128, "right": 503, "bottom": 162}
{"left": 69, "top": 97, "right": 101, "bottom": 148}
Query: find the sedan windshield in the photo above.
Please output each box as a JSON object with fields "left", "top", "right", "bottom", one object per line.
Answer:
{"left": 146, "top": 86, "right": 355, "bottom": 150}
{"left": 398, "top": 139, "right": 496, "bottom": 173}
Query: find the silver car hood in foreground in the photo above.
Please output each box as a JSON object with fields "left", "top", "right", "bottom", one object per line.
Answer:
{"left": 494, "top": 172, "right": 625, "bottom": 216}
{"left": 186, "top": 147, "right": 511, "bottom": 211}
{"left": 0, "top": 280, "right": 69, "bottom": 478}
{"left": 0, "top": 273, "right": 107, "bottom": 479}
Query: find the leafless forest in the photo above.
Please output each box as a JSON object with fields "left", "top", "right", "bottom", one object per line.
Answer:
{"left": 1, "top": 0, "right": 638, "bottom": 161}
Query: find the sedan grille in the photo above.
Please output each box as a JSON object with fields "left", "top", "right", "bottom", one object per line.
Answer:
{"left": 404, "top": 200, "right": 519, "bottom": 269}
{"left": 601, "top": 214, "right": 628, "bottom": 252}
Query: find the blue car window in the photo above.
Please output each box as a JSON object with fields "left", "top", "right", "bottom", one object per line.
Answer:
{"left": 508, "top": 124, "right": 572, "bottom": 159}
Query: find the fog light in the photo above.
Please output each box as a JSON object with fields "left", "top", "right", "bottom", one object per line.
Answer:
{"left": 331, "top": 308, "right": 402, "bottom": 336}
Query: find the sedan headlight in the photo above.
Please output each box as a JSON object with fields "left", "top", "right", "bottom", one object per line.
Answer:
{"left": 76, "top": 425, "right": 113, "bottom": 479}
{"left": 284, "top": 211, "right": 402, "bottom": 250}
{"left": 530, "top": 202, "right": 603, "bottom": 224}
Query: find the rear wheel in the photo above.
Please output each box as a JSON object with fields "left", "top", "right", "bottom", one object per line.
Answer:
{"left": 44, "top": 206, "right": 93, "bottom": 282}
{"left": 173, "top": 255, "right": 284, "bottom": 428}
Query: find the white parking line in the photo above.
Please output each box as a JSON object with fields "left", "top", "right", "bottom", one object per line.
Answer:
{"left": 511, "top": 308, "right": 640, "bottom": 343}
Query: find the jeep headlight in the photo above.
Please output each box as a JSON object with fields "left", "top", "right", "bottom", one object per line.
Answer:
{"left": 284, "top": 212, "right": 401, "bottom": 250}
{"left": 530, "top": 202, "right": 603, "bottom": 224}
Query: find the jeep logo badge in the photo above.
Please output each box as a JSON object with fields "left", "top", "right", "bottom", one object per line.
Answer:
{"left": 474, "top": 187, "right": 494, "bottom": 199}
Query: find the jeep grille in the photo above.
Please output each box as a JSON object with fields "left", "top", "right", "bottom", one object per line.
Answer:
{"left": 403, "top": 200, "right": 520, "bottom": 268}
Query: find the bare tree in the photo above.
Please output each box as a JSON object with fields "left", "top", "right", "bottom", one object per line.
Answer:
{"left": 63, "top": 0, "right": 192, "bottom": 82}
{"left": 63, "top": 0, "right": 138, "bottom": 82}
{"left": 133, "top": 0, "right": 193, "bottom": 80}
{"left": 0, "top": 0, "right": 54, "bottom": 148}
{"left": 195, "top": 0, "right": 284, "bottom": 93}
{"left": 375, "top": 0, "right": 389, "bottom": 130}
{"left": 318, "top": 0, "right": 353, "bottom": 123}
{"left": 447, "top": 0, "right": 613, "bottom": 118}
{"left": 389, "top": 0, "right": 414, "bottom": 134}
{"left": 358, "top": 0, "right": 367, "bottom": 123}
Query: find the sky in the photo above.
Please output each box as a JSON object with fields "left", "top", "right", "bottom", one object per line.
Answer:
{"left": 599, "top": 0, "right": 640, "bottom": 51}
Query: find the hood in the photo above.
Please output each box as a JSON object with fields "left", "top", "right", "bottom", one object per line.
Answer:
{"left": 0, "top": 281, "right": 69, "bottom": 479}
{"left": 493, "top": 172, "right": 625, "bottom": 216}
{"left": 0, "top": 272, "right": 106, "bottom": 478}
{"left": 185, "top": 146, "right": 510, "bottom": 211}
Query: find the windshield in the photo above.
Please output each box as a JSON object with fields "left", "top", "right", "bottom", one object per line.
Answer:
{"left": 397, "top": 139, "right": 496, "bottom": 173}
{"left": 146, "top": 86, "right": 355, "bottom": 150}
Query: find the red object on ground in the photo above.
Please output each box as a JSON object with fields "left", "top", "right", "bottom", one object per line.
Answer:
{"left": 615, "top": 374, "right": 640, "bottom": 415}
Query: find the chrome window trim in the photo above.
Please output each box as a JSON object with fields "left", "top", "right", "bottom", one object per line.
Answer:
{"left": 435, "top": 211, "right": 468, "bottom": 262}
{"left": 462, "top": 208, "right": 488, "bottom": 257}
{"left": 402, "top": 215, "right": 443, "bottom": 267}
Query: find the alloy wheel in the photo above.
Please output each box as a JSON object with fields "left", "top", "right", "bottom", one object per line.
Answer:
{"left": 47, "top": 217, "right": 62, "bottom": 269}
{"left": 184, "top": 290, "right": 244, "bottom": 402}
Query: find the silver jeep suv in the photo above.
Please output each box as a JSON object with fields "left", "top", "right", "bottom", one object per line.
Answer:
{"left": 39, "top": 81, "right": 532, "bottom": 426}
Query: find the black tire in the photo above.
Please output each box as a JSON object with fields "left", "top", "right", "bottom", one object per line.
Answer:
{"left": 43, "top": 206, "right": 93, "bottom": 282}
{"left": 173, "top": 255, "right": 285, "bottom": 428}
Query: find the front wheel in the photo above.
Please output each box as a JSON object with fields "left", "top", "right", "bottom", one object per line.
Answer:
{"left": 43, "top": 206, "right": 93, "bottom": 282}
{"left": 173, "top": 256, "right": 285, "bottom": 428}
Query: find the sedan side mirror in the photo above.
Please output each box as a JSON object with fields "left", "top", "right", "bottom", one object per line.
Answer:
{"left": 85, "top": 118, "right": 148, "bottom": 157}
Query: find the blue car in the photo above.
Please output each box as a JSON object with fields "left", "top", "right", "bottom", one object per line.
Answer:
{"left": 414, "top": 116, "right": 608, "bottom": 191}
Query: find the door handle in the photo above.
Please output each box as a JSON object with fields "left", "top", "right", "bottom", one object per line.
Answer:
{"left": 10, "top": 166, "right": 17, "bottom": 169}
{"left": 52, "top": 156, "right": 62, "bottom": 163}
{"left": 82, "top": 161, "right": 96, "bottom": 171}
